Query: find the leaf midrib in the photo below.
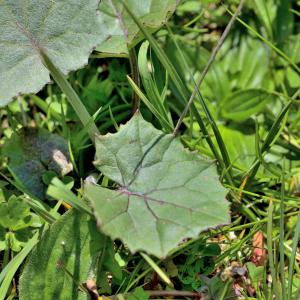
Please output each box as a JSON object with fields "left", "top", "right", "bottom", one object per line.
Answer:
{"left": 1, "top": 2, "right": 41, "bottom": 53}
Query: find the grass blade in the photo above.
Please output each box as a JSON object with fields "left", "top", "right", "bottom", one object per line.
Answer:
{"left": 165, "top": 25, "right": 234, "bottom": 184}
{"left": 280, "top": 169, "right": 286, "bottom": 298}
{"left": 140, "top": 253, "right": 172, "bottom": 287}
{"left": 287, "top": 210, "right": 300, "bottom": 299}
{"left": 41, "top": 53, "right": 99, "bottom": 142}
{"left": 127, "top": 76, "right": 173, "bottom": 131}
{"left": 267, "top": 200, "right": 281, "bottom": 300}
{"left": 0, "top": 233, "right": 39, "bottom": 300}
{"left": 138, "top": 41, "right": 173, "bottom": 128}
{"left": 173, "top": 0, "right": 245, "bottom": 134}
{"left": 47, "top": 178, "right": 92, "bottom": 216}
{"left": 247, "top": 101, "right": 292, "bottom": 180}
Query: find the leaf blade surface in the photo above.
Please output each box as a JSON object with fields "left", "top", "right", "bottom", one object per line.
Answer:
{"left": 85, "top": 114, "right": 229, "bottom": 257}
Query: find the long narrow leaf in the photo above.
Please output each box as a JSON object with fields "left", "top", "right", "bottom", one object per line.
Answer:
{"left": 267, "top": 200, "right": 281, "bottom": 299}
{"left": 288, "top": 211, "right": 300, "bottom": 299}
{"left": 127, "top": 76, "right": 173, "bottom": 131}
{"left": 47, "top": 178, "right": 92, "bottom": 215}
{"left": 247, "top": 101, "right": 292, "bottom": 180}
{"left": 0, "top": 233, "right": 39, "bottom": 300}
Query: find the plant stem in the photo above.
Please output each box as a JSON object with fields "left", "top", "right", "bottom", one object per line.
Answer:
{"left": 2, "top": 245, "right": 10, "bottom": 270}
{"left": 101, "top": 290, "right": 204, "bottom": 299}
{"left": 173, "top": 0, "right": 245, "bottom": 135}
{"left": 287, "top": 210, "right": 300, "bottom": 300}
{"left": 245, "top": 101, "right": 292, "bottom": 181}
{"left": 279, "top": 169, "right": 286, "bottom": 298}
{"left": 41, "top": 53, "right": 99, "bottom": 142}
{"left": 267, "top": 200, "right": 281, "bottom": 300}
{"left": 128, "top": 47, "right": 140, "bottom": 113}
{"left": 147, "top": 290, "right": 203, "bottom": 298}
{"left": 166, "top": 24, "right": 234, "bottom": 185}
{"left": 17, "top": 97, "right": 28, "bottom": 127}
{"left": 140, "top": 253, "right": 172, "bottom": 286}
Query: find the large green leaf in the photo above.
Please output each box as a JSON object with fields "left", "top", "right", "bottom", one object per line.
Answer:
{"left": 2, "top": 128, "right": 72, "bottom": 199}
{"left": 0, "top": 0, "right": 102, "bottom": 105}
{"left": 97, "top": 0, "right": 178, "bottom": 54}
{"left": 219, "top": 89, "right": 274, "bottom": 122}
{"left": 19, "top": 210, "right": 116, "bottom": 300}
{"left": 84, "top": 114, "right": 229, "bottom": 258}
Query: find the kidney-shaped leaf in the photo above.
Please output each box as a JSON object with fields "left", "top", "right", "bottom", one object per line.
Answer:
{"left": 220, "top": 89, "right": 274, "bottom": 122}
{"left": 84, "top": 114, "right": 229, "bottom": 258}
{"left": 19, "top": 210, "right": 109, "bottom": 300}
{"left": 97, "top": 0, "right": 178, "bottom": 54}
{"left": 0, "top": 0, "right": 102, "bottom": 105}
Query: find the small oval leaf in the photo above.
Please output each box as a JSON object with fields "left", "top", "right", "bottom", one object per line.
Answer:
{"left": 220, "top": 89, "right": 274, "bottom": 122}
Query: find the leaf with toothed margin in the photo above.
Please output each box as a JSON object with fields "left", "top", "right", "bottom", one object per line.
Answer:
{"left": 84, "top": 113, "right": 230, "bottom": 258}
{"left": 0, "top": 0, "right": 103, "bottom": 106}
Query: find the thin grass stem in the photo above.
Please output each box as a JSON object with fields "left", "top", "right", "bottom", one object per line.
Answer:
{"left": 280, "top": 167, "right": 286, "bottom": 298}
{"left": 226, "top": 9, "right": 300, "bottom": 75}
{"left": 287, "top": 210, "right": 300, "bottom": 299}
{"left": 267, "top": 200, "right": 281, "bottom": 299}
{"left": 140, "top": 253, "right": 172, "bottom": 287}
{"left": 128, "top": 47, "right": 140, "bottom": 112}
{"left": 173, "top": 0, "right": 245, "bottom": 135}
